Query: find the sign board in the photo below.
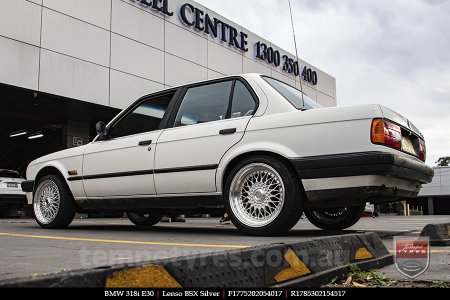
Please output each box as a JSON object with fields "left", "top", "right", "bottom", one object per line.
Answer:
{"left": 134, "top": 0, "right": 318, "bottom": 85}
{"left": 394, "top": 236, "right": 430, "bottom": 279}
{"left": 73, "top": 137, "right": 84, "bottom": 147}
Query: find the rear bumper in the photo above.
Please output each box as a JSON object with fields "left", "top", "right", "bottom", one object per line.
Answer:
{"left": 21, "top": 180, "right": 34, "bottom": 193}
{"left": 290, "top": 151, "right": 434, "bottom": 184}
{"left": 290, "top": 152, "right": 434, "bottom": 209}
{"left": 304, "top": 186, "right": 419, "bottom": 209}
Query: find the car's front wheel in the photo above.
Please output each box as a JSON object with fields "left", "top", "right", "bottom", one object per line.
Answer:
{"left": 33, "top": 175, "right": 77, "bottom": 228}
{"left": 127, "top": 211, "right": 163, "bottom": 227}
{"left": 224, "top": 155, "right": 303, "bottom": 236}
{"left": 305, "top": 205, "right": 365, "bottom": 230}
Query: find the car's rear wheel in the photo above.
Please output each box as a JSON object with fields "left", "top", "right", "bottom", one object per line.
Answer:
{"left": 33, "top": 175, "right": 77, "bottom": 228}
{"left": 127, "top": 211, "right": 163, "bottom": 227}
{"left": 224, "top": 155, "right": 303, "bottom": 236}
{"left": 305, "top": 205, "right": 365, "bottom": 230}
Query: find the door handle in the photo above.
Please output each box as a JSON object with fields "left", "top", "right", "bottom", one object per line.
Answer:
{"left": 138, "top": 140, "right": 152, "bottom": 146}
{"left": 219, "top": 128, "right": 237, "bottom": 135}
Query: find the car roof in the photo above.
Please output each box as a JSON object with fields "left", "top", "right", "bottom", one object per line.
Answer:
{"left": 141, "top": 73, "right": 261, "bottom": 97}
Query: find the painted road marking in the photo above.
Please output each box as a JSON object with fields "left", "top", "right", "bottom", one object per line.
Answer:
{"left": 106, "top": 265, "right": 182, "bottom": 288}
{"left": 0, "top": 232, "right": 249, "bottom": 249}
{"left": 274, "top": 248, "right": 311, "bottom": 283}
{"left": 355, "top": 247, "right": 374, "bottom": 260}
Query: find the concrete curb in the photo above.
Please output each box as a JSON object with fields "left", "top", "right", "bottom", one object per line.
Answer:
{"left": 420, "top": 223, "right": 450, "bottom": 246}
{"left": 0, "top": 233, "right": 393, "bottom": 288}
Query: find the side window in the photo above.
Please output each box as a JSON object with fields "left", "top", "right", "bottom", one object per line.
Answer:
{"left": 174, "top": 81, "right": 233, "bottom": 127}
{"left": 230, "top": 81, "right": 256, "bottom": 118}
{"left": 109, "top": 92, "right": 174, "bottom": 139}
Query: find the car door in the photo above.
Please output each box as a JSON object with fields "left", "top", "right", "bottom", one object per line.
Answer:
{"left": 154, "top": 79, "right": 258, "bottom": 194}
{"left": 82, "top": 91, "right": 176, "bottom": 198}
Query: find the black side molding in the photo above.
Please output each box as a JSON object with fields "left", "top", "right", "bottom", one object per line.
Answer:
{"left": 154, "top": 164, "right": 218, "bottom": 174}
{"left": 21, "top": 180, "right": 34, "bottom": 193}
{"left": 67, "top": 164, "right": 218, "bottom": 181}
{"left": 67, "top": 170, "right": 154, "bottom": 181}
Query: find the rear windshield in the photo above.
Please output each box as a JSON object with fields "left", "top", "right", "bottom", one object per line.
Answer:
{"left": 0, "top": 170, "right": 21, "bottom": 178}
{"left": 263, "top": 76, "right": 323, "bottom": 110}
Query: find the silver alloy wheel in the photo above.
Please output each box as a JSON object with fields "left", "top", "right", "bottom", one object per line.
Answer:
{"left": 229, "top": 163, "right": 285, "bottom": 228}
{"left": 128, "top": 212, "right": 151, "bottom": 222}
{"left": 34, "top": 180, "right": 61, "bottom": 225}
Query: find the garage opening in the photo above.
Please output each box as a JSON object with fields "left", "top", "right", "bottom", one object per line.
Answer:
{"left": 0, "top": 83, "right": 119, "bottom": 215}
{"left": 0, "top": 84, "right": 119, "bottom": 175}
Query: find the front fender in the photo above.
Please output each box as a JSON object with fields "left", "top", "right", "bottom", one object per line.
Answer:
{"left": 26, "top": 157, "right": 84, "bottom": 204}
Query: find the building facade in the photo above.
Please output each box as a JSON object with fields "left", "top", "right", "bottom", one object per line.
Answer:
{"left": 410, "top": 167, "right": 450, "bottom": 215}
{"left": 0, "top": 0, "right": 336, "bottom": 173}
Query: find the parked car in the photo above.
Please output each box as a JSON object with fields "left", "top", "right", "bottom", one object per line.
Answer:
{"left": 21, "top": 74, "right": 434, "bottom": 235}
{"left": 0, "top": 169, "right": 26, "bottom": 209}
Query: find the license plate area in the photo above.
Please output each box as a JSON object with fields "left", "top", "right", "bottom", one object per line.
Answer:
{"left": 401, "top": 136, "right": 417, "bottom": 155}
{"left": 7, "top": 183, "right": 18, "bottom": 188}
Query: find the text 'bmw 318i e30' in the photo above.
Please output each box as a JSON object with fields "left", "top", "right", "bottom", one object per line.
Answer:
{"left": 22, "top": 74, "right": 434, "bottom": 235}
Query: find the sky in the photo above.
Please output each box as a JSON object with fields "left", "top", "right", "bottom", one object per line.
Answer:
{"left": 195, "top": 0, "right": 450, "bottom": 166}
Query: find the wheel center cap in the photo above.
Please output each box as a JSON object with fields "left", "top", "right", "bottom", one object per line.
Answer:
{"left": 253, "top": 189, "right": 266, "bottom": 202}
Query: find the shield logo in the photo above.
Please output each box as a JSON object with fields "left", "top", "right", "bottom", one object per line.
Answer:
{"left": 394, "top": 237, "right": 430, "bottom": 279}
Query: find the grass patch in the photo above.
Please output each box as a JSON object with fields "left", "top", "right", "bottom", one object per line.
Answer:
{"left": 429, "top": 280, "right": 448, "bottom": 288}
{"left": 324, "top": 265, "right": 450, "bottom": 288}
{"left": 324, "top": 265, "right": 396, "bottom": 288}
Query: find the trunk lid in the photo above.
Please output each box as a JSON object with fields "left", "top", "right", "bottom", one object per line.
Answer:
{"left": 379, "top": 105, "right": 423, "bottom": 138}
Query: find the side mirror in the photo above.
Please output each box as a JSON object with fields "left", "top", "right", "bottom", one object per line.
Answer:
{"left": 95, "top": 121, "right": 108, "bottom": 140}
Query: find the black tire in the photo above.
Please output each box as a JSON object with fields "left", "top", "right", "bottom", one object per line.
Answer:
{"left": 224, "top": 155, "right": 303, "bottom": 236}
{"left": 127, "top": 211, "right": 163, "bottom": 227}
{"left": 305, "top": 205, "right": 365, "bottom": 230}
{"left": 33, "top": 175, "right": 77, "bottom": 229}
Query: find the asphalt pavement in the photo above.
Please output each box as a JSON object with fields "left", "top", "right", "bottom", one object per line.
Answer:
{"left": 0, "top": 215, "right": 449, "bottom": 283}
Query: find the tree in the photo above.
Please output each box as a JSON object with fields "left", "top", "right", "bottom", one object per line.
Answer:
{"left": 436, "top": 156, "right": 450, "bottom": 167}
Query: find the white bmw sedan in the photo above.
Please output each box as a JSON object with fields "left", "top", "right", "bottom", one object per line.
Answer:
{"left": 22, "top": 74, "right": 433, "bottom": 235}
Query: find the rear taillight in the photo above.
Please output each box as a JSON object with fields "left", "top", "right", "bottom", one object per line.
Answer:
{"left": 371, "top": 118, "right": 426, "bottom": 162}
{"left": 419, "top": 138, "right": 426, "bottom": 161}
{"left": 371, "top": 119, "right": 401, "bottom": 150}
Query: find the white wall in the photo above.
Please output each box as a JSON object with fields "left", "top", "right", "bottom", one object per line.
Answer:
{"left": 0, "top": 0, "right": 337, "bottom": 110}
